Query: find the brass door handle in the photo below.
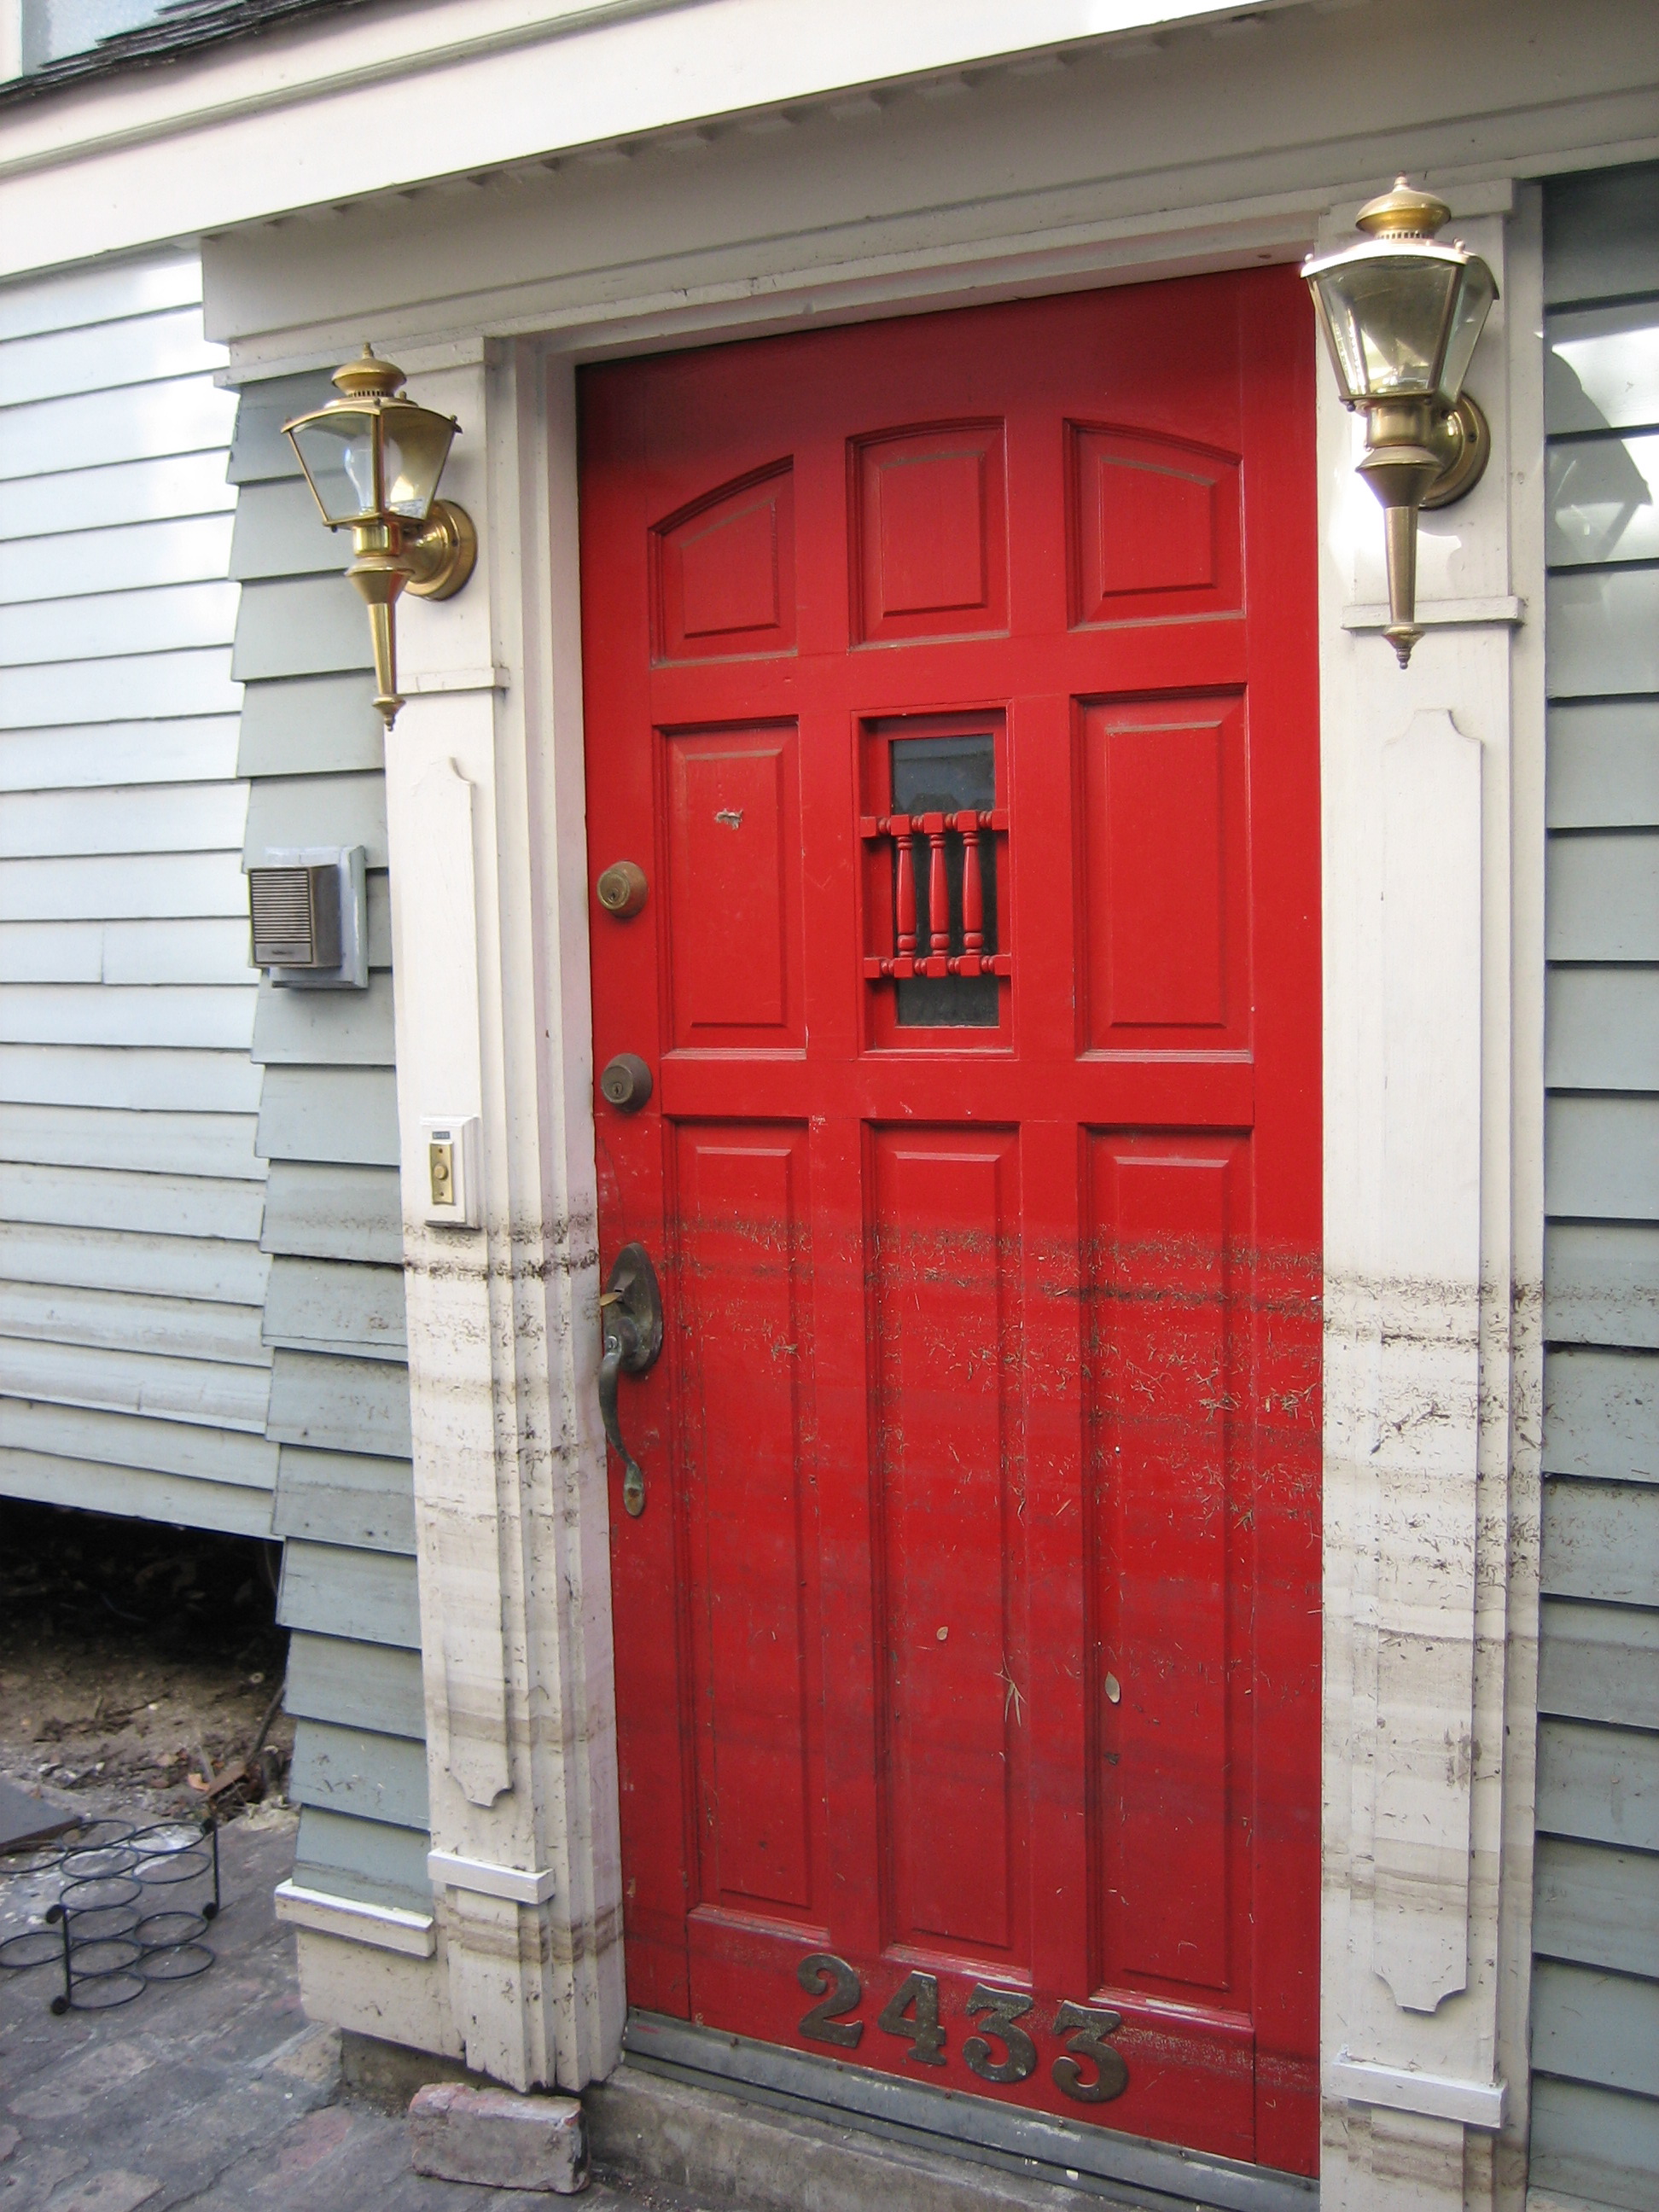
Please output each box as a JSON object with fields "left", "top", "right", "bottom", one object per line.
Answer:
{"left": 598, "top": 1242, "right": 663, "bottom": 1517}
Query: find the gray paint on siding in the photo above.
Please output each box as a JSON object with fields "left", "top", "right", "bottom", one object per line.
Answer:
{"left": 233, "top": 367, "right": 428, "bottom": 1936}
{"left": 1534, "top": 162, "right": 1659, "bottom": 2207}
{"left": 0, "top": 249, "right": 271, "bottom": 1533}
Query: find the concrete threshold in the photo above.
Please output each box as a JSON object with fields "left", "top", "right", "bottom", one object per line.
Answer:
{"left": 587, "top": 2063, "right": 1216, "bottom": 2212}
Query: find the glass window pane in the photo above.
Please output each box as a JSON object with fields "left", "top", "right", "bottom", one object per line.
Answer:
{"left": 1437, "top": 259, "right": 1497, "bottom": 402}
{"left": 890, "top": 733, "right": 999, "bottom": 1029}
{"left": 381, "top": 406, "right": 456, "bottom": 521}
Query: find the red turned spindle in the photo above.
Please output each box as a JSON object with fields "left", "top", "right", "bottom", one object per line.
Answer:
{"left": 960, "top": 812, "right": 984, "bottom": 952}
{"left": 927, "top": 818, "right": 949, "bottom": 958}
{"left": 895, "top": 825, "right": 917, "bottom": 958}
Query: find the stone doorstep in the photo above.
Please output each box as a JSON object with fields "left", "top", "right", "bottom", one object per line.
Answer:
{"left": 409, "top": 2081, "right": 588, "bottom": 2196}
{"left": 585, "top": 2064, "right": 1177, "bottom": 2212}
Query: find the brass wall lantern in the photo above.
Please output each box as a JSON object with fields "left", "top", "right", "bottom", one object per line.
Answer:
{"left": 1303, "top": 178, "right": 1497, "bottom": 667}
{"left": 282, "top": 347, "right": 476, "bottom": 727}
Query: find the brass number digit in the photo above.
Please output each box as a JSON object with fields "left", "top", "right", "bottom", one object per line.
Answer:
{"left": 797, "top": 1953, "right": 863, "bottom": 2048}
{"left": 1051, "top": 2001, "right": 1128, "bottom": 2104}
{"left": 963, "top": 1983, "right": 1037, "bottom": 2085}
{"left": 876, "top": 1970, "right": 946, "bottom": 2066}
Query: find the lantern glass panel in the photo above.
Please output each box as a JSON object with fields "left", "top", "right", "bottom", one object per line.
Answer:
{"left": 1313, "top": 253, "right": 1461, "bottom": 402}
{"left": 289, "top": 410, "right": 379, "bottom": 525}
{"left": 381, "top": 404, "right": 456, "bottom": 521}
{"left": 1437, "top": 257, "right": 1497, "bottom": 404}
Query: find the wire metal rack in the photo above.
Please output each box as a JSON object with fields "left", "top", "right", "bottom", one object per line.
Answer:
{"left": 0, "top": 1816, "right": 220, "bottom": 2013}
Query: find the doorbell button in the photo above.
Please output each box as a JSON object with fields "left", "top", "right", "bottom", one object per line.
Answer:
{"left": 597, "top": 861, "right": 649, "bottom": 917}
{"left": 419, "top": 1115, "right": 480, "bottom": 1226}
{"left": 600, "top": 1053, "right": 653, "bottom": 1112}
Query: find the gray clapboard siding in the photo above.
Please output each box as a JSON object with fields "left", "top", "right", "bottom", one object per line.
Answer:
{"left": 1539, "top": 1599, "right": 1659, "bottom": 1729}
{"left": 0, "top": 1451, "right": 271, "bottom": 1539}
{"left": 1537, "top": 1719, "right": 1659, "bottom": 1853}
{"left": 0, "top": 850, "right": 250, "bottom": 920}
{"left": 0, "top": 515, "right": 237, "bottom": 606}
{"left": 237, "top": 674, "right": 384, "bottom": 777}
{"left": 1544, "top": 1348, "right": 1659, "bottom": 1482}
{"left": 0, "top": 1163, "right": 266, "bottom": 1240}
{"left": 260, "top": 1161, "right": 403, "bottom": 1263}
{"left": 0, "top": 1278, "right": 271, "bottom": 1366}
{"left": 0, "top": 1103, "right": 263, "bottom": 1178}
{"left": 252, "top": 973, "right": 395, "bottom": 1068}
{"left": 1545, "top": 162, "right": 1659, "bottom": 303}
{"left": 1, "top": 1044, "right": 261, "bottom": 1113}
{"left": 1547, "top": 702, "right": 1659, "bottom": 830}
{"left": 0, "top": 918, "right": 255, "bottom": 987}
{"left": 292, "top": 1805, "right": 433, "bottom": 1913}
{"left": 278, "top": 1539, "right": 421, "bottom": 1650}
{"left": 271, "top": 1447, "right": 416, "bottom": 1554}
{"left": 1534, "top": 1839, "right": 1659, "bottom": 1981}
{"left": 0, "top": 580, "right": 242, "bottom": 669}
{"left": 1537, "top": 172, "right": 1659, "bottom": 2205}
{"left": 232, "top": 574, "right": 374, "bottom": 684}
{"left": 0, "top": 1394, "right": 276, "bottom": 1488}
{"left": 233, "top": 364, "right": 428, "bottom": 1966}
{"left": 1529, "top": 2075, "right": 1659, "bottom": 2212}
{"left": 0, "top": 452, "right": 239, "bottom": 543}
{"left": 1545, "top": 1094, "right": 1659, "bottom": 1220}
{"left": 285, "top": 1632, "right": 425, "bottom": 1739}
{"left": 0, "top": 379, "right": 239, "bottom": 482}
{"left": 0, "top": 781, "right": 249, "bottom": 858}
{"left": 0, "top": 648, "right": 239, "bottom": 731}
{"left": 264, "top": 1258, "right": 406, "bottom": 1360}
{"left": 0, "top": 985, "right": 255, "bottom": 1051}
{"left": 242, "top": 771, "right": 387, "bottom": 867}
{"left": 256, "top": 1066, "right": 401, "bottom": 1166}
{"left": 228, "top": 374, "right": 341, "bottom": 486}
{"left": 265, "top": 1348, "right": 412, "bottom": 1458}
{"left": 1546, "top": 840, "right": 1659, "bottom": 960}
{"left": 0, "top": 255, "right": 201, "bottom": 344}
{"left": 230, "top": 476, "right": 354, "bottom": 581}
{"left": 0, "top": 719, "right": 242, "bottom": 793}
{"left": 0, "top": 1335, "right": 271, "bottom": 1433}
{"left": 288, "top": 1719, "right": 430, "bottom": 1830}
{"left": 1533, "top": 1960, "right": 1659, "bottom": 2101}
{"left": 1547, "top": 1224, "right": 1659, "bottom": 1349}
{"left": 0, "top": 1221, "right": 271, "bottom": 1306}
{"left": 1541, "top": 1479, "right": 1659, "bottom": 1605}
{"left": 0, "top": 307, "right": 225, "bottom": 410}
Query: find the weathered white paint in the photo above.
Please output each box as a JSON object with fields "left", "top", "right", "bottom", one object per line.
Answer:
{"left": 427, "top": 1850, "right": 558, "bottom": 1906}
{"left": 274, "top": 1878, "right": 436, "bottom": 1956}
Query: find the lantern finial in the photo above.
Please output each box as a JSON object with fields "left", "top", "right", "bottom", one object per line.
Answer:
{"left": 1354, "top": 177, "right": 1451, "bottom": 242}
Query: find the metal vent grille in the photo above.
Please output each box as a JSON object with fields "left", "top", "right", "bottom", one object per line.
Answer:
{"left": 249, "top": 864, "right": 341, "bottom": 969}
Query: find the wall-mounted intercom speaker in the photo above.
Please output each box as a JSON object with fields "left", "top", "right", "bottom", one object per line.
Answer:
{"left": 249, "top": 847, "right": 369, "bottom": 988}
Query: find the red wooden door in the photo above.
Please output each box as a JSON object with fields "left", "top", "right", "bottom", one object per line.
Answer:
{"left": 579, "top": 271, "right": 1321, "bottom": 2177}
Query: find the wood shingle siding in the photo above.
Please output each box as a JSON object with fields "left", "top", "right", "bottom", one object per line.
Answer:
{"left": 1531, "top": 160, "right": 1659, "bottom": 2211}
{"left": 0, "top": 249, "right": 271, "bottom": 1534}
{"left": 233, "top": 368, "right": 430, "bottom": 1922}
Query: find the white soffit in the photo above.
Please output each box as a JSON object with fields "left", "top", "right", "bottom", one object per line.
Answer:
{"left": 0, "top": 0, "right": 1309, "bottom": 281}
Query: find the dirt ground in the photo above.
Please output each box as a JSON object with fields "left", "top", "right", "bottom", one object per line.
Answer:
{"left": 0, "top": 1498, "right": 295, "bottom": 1828}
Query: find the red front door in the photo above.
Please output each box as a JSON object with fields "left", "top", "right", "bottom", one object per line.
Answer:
{"left": 579, "top": 271, "right": 1321, "bottom": 2177}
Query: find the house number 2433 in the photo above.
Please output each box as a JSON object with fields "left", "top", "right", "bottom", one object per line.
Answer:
{"left": 796, "top": 1953, "right": 1128, "bottom": 2102}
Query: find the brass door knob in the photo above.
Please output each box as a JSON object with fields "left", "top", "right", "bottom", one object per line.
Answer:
{"left": 597, "top": 861, "right": 648, "bottom": 918}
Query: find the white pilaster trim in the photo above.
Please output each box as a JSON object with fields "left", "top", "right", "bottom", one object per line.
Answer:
{"left": 428, "top": 1850, "right": 558, "bottom": 1905}
{"left": 407, "top": 667, "right": 511, "bottom": 694}
{"left": 1326, "top": 2056, "right": 1508, "bottom": 2131}
{"left": 1342, "top": 596, "right": 1524, "bottom": 632}
{"left": 274, "top": 1879, "right": 437, "bottom": 1958}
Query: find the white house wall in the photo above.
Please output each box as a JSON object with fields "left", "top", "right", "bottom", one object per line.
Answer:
{"left": 0, "top": 247, "right": 276, "bottom": 1538}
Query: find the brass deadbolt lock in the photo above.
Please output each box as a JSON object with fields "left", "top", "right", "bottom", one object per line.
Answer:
{"left": 597, "top": 860, "right": 648, "bottom": 918}
{"left": 600, "top": 1052, "right": 653, "bottom": 1113}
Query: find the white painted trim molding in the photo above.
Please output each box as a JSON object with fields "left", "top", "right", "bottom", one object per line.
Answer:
{"left": 1326, "top": 2057, "right": 1508, "bottom": 2132}
{"left": 274, "top": 1879, "right": 437, "bottom": 1958}
{"left": 408, "top": 667, "right": 510, "bottom": 694}
{"left": 1342, "top": 596, "right": 1525, "bottom": 632}
{"left": 428, "top": 1850, "right": 558, "bottom": 1905}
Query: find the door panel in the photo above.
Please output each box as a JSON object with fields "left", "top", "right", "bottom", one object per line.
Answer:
{"left": 580, "top": 269, "right": 1321, "bottom": 2174}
